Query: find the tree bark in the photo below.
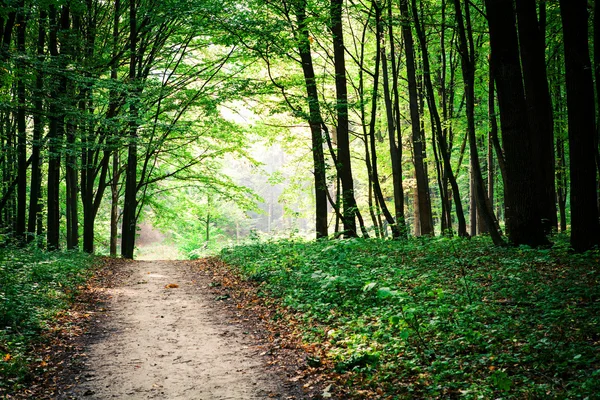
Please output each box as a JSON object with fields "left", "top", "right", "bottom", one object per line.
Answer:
{"left": 559, "top": 0, "right": 600, "bottom": 251}
{"left": 398, "top": 0, "right": 433, "bottom": 236}
{"left": 330, "top": 0, "right": 357, "bottom": 238}
{"left": 15, "top": 0, "right": 26, "bottom": 243}
{"left": 46, "top": 4, "right": 65, "bottom": 250}
{"left": 294, "top": 0, "right": 328, "bottom": 239}
{"left": 515, "top": 0, "right": 557, "bottom": 233}
{"left": 27, "top": 9, "right": 46, "bottom": 244}
{"left": 412, "top": 0, "right": 467, "bottom": 237}
{"left": 121, "top": 0, "right": 138, "bottom": 258}
{"left": 455, "top": 0, "right": 504, "bottom": 245}
{"left": 485, "top": 0, "right": 547, "bottom": 246}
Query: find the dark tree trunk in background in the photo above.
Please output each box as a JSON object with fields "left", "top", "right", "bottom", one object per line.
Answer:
{"left": 331, "top": 0, "right": 357, "bottom": 238}
{"left": 399, "top": 0, "right": 433, "bottom": 236}
{"left": 485, "top": 0, "right": 547, "bottom": 246}
{"left": 121, "top": 0, "right": 138, "bottom": 258}
{"left": 515, "top": 0, "right": 557, "bottom": 233}
{"left": 294, "top": 0, "right": 328, "bottom": 239}
{"left": 110, "top": 151, "right": 120, "bottom": 257}
{"left": 27, "top": 9, "right": 47, "bottom": 243}
{"left": 373, "top": 2, "right": 401, "bottom": 238}
{"left": 556, "top": 138, "right": 568, "bottom": 232}
{"left": 455, "top": 0, "right": 503, "bottom": 245}
{"left": 387, "top": 0, "right": 407, "bottom": 237}
{"left": 595, "top": 0, "right": 600, "bottom": 212}
{"left": 15, "top": 0, "right": 26, "bottom": 243}
{"left": 47, "top": 5, "right": 65, "bottom": 250}
{"left": 559, "top": 0, "right": 600, "bottom": 251}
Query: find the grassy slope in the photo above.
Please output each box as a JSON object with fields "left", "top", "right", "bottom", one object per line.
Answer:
{"left": 220, "top": 236, "right": 599, "bottom": 399}
{"left": 0, "top": 246, "right": 95, "bottom": 393}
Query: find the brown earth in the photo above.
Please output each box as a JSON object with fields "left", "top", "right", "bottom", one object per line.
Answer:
{"left": 56, "top": 260, "right": 328, "bottom": 400}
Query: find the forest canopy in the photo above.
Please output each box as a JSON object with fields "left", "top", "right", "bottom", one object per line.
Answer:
{"left": 0, "top": 0, "right": 599, "bottom": 256}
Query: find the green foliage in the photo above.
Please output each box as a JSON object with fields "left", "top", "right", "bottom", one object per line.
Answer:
{"left": 220, "top": 236, "right": 600, "bottom": 398}
{"left": 0, "top": 246, "right": 95, "bottom": 391}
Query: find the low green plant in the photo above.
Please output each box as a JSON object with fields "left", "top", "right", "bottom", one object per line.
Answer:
{"left": 220, "top": 235, "right": 600, "bottom": 398}
{"left": 0, "top": 245, "right": 95, "bottom": 393}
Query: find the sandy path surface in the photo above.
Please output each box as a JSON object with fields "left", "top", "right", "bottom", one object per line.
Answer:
{"left": 63, "top": 260, "right": 294, "bottom": 399}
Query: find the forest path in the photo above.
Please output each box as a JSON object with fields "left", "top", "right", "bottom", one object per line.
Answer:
{"left": 63, "top": 260, "right": 292, "bottom": 399}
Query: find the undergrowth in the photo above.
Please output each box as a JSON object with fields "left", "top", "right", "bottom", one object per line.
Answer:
{"left": 0, "top": 245, "right": 95, "bottom": 392}
{"left": 220, "top": 235, "right": 600, "bottom": 399}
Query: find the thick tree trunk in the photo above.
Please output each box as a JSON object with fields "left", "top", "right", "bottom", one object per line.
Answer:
{"left": 559, "top": 0, "right": 600, "bottom": 251}
{"left": 515, "top": 0, "right": 557, "bottom": 233}
{"left": 455, "top": 0, "right": 504, "bottom": 245}
{"left": 399, "top": 0, "right": 433, "bottom": 236}
{"left": 294, "top": 1, "right": 328, "bottom": 239}
{"left": 485, "top": 0, "right": 547, "bottom": 246}
{"left": 330, "top": 0, "right": 357, "bottom": 238}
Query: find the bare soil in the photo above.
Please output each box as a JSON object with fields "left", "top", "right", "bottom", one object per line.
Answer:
{"left": 59, "top": 260, "right": 311, "bottom": 399}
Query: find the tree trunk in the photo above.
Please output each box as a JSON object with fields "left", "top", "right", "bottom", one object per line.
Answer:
{"left": 399, "top": 0, "right": 433, "bottom": 236}
{"left": 369, "top": 3, "right": 400, "bottom": 238}
{"left": 556, "top": 138, "right": 568, "bottom": 232}
{"left": 294, "top": 0, "right": 328, "bottom": 239}
{"left": 15, "top": 0, "right": 26, "bottom": 243}
{"left": 27, "top": 9, "right": 46, "bottom": 243}
{"left": 412, "top": 0, "right": 467, "bottom": 237}
{"left": 330, "top": 0, "right": 357, "bottom": 238}
{"left": 559, "top": 0, "right": 600, "bottom": 251}
{"left": 515, "top": 0, "right": 557, "bottom": 233}
{"left": 110, "top": 151, "right": 120, "bottom": 257}
{"left": 121, "top": 0, "right": 138, "bottom": 259}
{"left": 455, "top": 0, "right": 504, "bottom": 245}
{"left": 46, "top": 4, "right": 65, "bottom": 250}
{"left": 485, "top": 0, "right": 547, "bottom": 246}
{"left": 379, "top": 1, "right": 406, "bottom": 238}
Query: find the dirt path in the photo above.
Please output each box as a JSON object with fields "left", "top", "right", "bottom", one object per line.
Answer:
{"left": 62, "top": 260, "right": 298, "bottom": 399}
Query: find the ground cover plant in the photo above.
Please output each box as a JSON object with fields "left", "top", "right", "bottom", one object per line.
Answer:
{"left": 0, "top": 246, "right": 95, "bottom": 393}
{"left": 220, "top": 236, "right": 600, "bottom": 399}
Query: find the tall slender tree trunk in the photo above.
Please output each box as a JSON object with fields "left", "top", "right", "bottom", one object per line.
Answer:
{"left": 455, "top": 0, "right": 503, "bottom": 245}
{"left": 556, "top": 138, "right": 568, "bottom": 232}
{"left": 330, "top": 0, "right": 357, "bottom": 238}
{"left": 369, "top": 2, "right": 400, "bottom": 238}
{"left": 15, "top": 0, "right": 26, "bottom": 243}
{"left": 110, "top": 151, "right": 120, "bottom": 257}
{"left": 485, "top": 0, "right": 547, "bottom": 246}
{"left": 47, "top": 5, "right": 64, "bottom": 250}
{"left": 121, "top": 0, "right": 138, "bottom": 258}
{"left": 412, "top": 0, "right": 467, "bottom": 237}
{"left": 559, "top": 0, "right": 600, "bottom": 251}
{"left": 399, "top": 0, "right": 433, "bottom": 236}
{"left": 294, "top": 0, "right": 328, "bottom": 239}
{"left": 27, "top": 9, "right": 46, "bottom": 243}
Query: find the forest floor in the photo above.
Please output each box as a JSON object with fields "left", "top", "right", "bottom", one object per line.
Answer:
{"left": 52, "top": 259, "right": 324, "bottom": 400}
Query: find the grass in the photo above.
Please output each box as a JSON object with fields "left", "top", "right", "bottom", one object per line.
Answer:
{"left": 0, "top": 245, "right": 95, "bottom": 393}
{"left": 219, "top": 235, "right": 600, "bottom": 399}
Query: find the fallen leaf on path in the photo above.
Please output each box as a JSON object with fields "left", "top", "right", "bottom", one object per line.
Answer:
{"left": 165, "top": 283, "right": 179, "bottom": 289}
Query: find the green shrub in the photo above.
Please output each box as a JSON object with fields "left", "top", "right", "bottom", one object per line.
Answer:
{"left": 220, "top": 235, "right": 600, "bottom": 398}
{"left": 0, "top": 245, "right": 95, "bottom": 392}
